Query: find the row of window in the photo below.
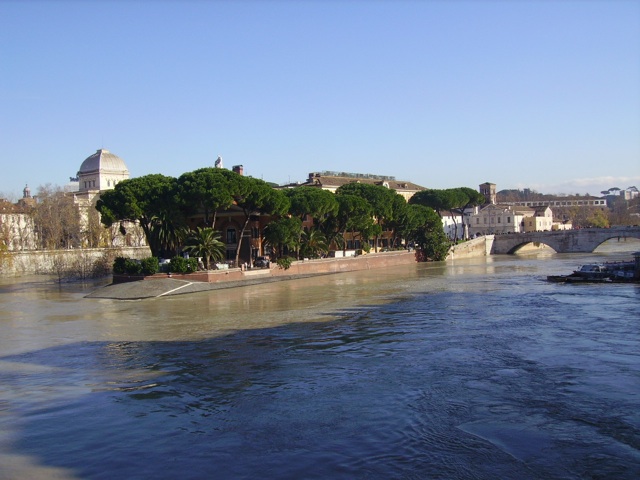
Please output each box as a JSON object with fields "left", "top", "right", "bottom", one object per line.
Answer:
{"left": 84, "top": 180, "right": 96, "bottom": 189}
{"left": 517, "top": 200, "right": 605, "bottom": 207}
{"left": 476, "top": 216, "right": 512, "bottom": 224}
{"left": 82, "top": 179, "right": 122, "bottom": 189}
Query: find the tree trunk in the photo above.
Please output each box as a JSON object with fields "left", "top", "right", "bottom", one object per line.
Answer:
{"left": 448, "top": 209, "right": 459, "bottom": 241}
{"left": 234, "top": 213, "right": 251, "bottom": 266}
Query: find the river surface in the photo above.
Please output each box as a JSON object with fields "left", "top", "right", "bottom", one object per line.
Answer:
{"left": 1, "top": 244, "right": 639, "bottom": 479}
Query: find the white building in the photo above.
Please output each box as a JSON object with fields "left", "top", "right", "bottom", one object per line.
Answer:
{"left": 0, "top": 185, "right": 37, "bottom": 251}
{"left": 71, "top": 149, "right": 146, "bottom": 248}
{"left": 522, "top": 206, "right": 554, "bottom": 232}
{"left": 441, "top": 213, "right": 465, "bottom": 240}
{"left": 76, "top": 149, "right": 130, "bottom": 192}
{"left": 468, "top": 204, "right": 531, "bottom": 236}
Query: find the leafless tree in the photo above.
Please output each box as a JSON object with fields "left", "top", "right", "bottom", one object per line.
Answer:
{"left": 32, "top": 184, "right": 81, "bottom": 250}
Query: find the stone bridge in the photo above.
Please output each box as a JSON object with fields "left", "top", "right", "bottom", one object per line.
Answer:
{"left": 490, "top": 226, "right": 640, "bottom": 254}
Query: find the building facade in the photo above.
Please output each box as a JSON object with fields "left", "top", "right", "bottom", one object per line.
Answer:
{"left": 295, "top": 171, "right": 426, "bottom": 201}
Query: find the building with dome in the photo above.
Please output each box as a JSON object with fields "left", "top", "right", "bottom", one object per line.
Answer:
{"left": 71, "top": 149, "right": 145, "bottom": 248}
{"left": 77, "top": 149, "right": 130, "bottom": 192}
{"left": 73, "top": 148, "right": 130, "bottom": 208}
{"left": 1, "top": 148, "right": 143, "bottom": 252}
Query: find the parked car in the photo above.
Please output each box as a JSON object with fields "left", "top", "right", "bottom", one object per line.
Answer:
{"left": 254, "top": 256, "right": 270, "bottom": 268}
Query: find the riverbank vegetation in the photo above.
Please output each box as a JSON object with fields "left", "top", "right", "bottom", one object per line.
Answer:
{"left": 96, "top": 168, "right": 467, "bottom": 267}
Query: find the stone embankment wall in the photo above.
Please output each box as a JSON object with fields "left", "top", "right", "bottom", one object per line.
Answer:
{"left": 6, "top": 237, "right": 493, "bottom": 280}
{"left": 115, "top": 250, "right": 421, "bottom": 285}
{"left": 1, "top": 247, "right": 151, "bottom": 277}
{"left": 446, "top": 236, "right": 493, "bottom": 259}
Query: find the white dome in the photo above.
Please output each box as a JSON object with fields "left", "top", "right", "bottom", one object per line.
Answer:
{"left": 77, "top": 149, "right": 130, "bottom": 192}
{"left": 78, "top": 149, "right": 129, "bottom": 175}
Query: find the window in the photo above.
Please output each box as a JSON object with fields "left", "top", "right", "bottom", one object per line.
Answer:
{"left": 507, "top": 217, "right": 511, "bottom": 223}
{"left": 226, "top": 228, "right": 237, "bottom": 244}
{"left": 476, "top": 218, "right": 479, "bottom": 224}
{"left": 498, "top": 217, "right": 501, "bottom": 223}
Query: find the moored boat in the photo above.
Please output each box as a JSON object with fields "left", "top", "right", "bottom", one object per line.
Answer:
{"left": 547, "top": 255, "right": 639, "bottom": 283}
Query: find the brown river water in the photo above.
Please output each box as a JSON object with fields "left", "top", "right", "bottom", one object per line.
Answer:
{"left": 1, "top": 241, "right": 639, "bottom": 479}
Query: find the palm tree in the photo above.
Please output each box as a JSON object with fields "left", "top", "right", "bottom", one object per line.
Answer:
{"left": 182, "top": 227, "right": 225, "bottom": 270}
{"left": 149, "top": 213, "right": 188, "bottom": 258}
{"left": 301, "top": 228, "right": 329, "bottom": 259}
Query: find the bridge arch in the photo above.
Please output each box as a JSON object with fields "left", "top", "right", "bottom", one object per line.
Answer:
{"left": 592, "top": 234, "right": 640, "bottom": 251}
{"left": 506, "top": 241, "right": 557, "bottom": 254}
{"left": 490, "top": 226, "right": 640, "bottom": 254}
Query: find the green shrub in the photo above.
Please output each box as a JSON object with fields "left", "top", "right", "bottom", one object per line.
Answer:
{"left": 112, "top": 256, "right": 145, "bottom": 275}
{"left": 140, "top": 257, "right": 159, "bottom": 275}
{"left": 169, "top": 256, "right": 198, "bottom": 274}
{"left": 124, "top": 258, "right": 143, "bottom": 275}
{"left": 276, "top": 256, "right": 294, "bottom": 270}
{"left": 113, "top": 257, "right": 128, "bottom": 275}
{"left": 186, "top": 258, "right": 198, "bottom": 273}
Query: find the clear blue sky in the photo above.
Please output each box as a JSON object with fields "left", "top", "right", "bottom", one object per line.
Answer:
{"left": 1, "top": 0, "right": 638, "bottom": 199}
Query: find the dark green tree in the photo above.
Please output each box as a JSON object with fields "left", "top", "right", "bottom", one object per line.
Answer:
{"left": 177, "top": 168, "right": 240, "bottom": 228}
{"left": 336, "top": 183, "right": 397, "bottom": 251}
{"left": 96, "top": 174, "right": 179, "bottom": 257}
{"left": 231, "top": 177, "right": 290, "bottom": 265}
{"left": 409, "top": 189, "right": 450, "bottom": 216}
{"left": 263, "top": 216, "right": 302, "bottom": 258}
{"left": 326, "top": 194, "right": 373, "bottom": 253}
{"left": 395, "top": 203, "right": 427, "bottom": 248}
{"left": 148, "top": 211, "right": 188, "bottom": 258}
{"left": 413, "top": 206, "right": 450, "bottom": 261}
{"left": 285, "top": 187, "right": 339, "bottom": 227}
{"left": 386, "top": 193, "right": 411, "bottom": 248}
{"left": 411, "top": 187, "right": 485, "bottom": 240}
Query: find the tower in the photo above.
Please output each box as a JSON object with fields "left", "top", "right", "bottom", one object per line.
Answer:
{"left": 479, "top": 182, "right": 496, "bottom": 205}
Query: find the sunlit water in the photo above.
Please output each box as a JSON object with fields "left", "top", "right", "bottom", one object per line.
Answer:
{"left": 1, "top": 241, "right": 639, "bottom": 479}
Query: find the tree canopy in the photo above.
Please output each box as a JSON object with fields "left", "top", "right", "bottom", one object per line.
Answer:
{"left": 177, "top": 168, "right": 239, "bottom": 228}
{"left": 412, "top": 205, "right": 450, "bottom": 261}
{"left": 325, "top": 194, "right": 373, "bottom": 253}
{"left": 93, "top": 168, "right": 462, "bottom": 264}
{"left": 284, "top": 187, "right": 339, "bottom": 226}
{"left": 263, "top": 216, "right": 302, "bottom": 258}
{"left": 230, "top": 176, "right": 290, "bottom": 265}
{"left": 336, "top": 183, "right": 401, "bottom": 251}
{"left": 96, "top": 174, "right": 179, "bottom": 257}
{"left": 410, "top": 187, "right": 485, "bottom": 239}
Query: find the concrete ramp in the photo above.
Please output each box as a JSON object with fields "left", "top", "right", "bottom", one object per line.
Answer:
{"left": 86, "top": 278, "right": 215, "bottom": 300}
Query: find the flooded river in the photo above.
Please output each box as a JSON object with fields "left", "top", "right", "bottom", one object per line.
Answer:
{"left": 1, "top": 244, "right": 639, "bottom": 479}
